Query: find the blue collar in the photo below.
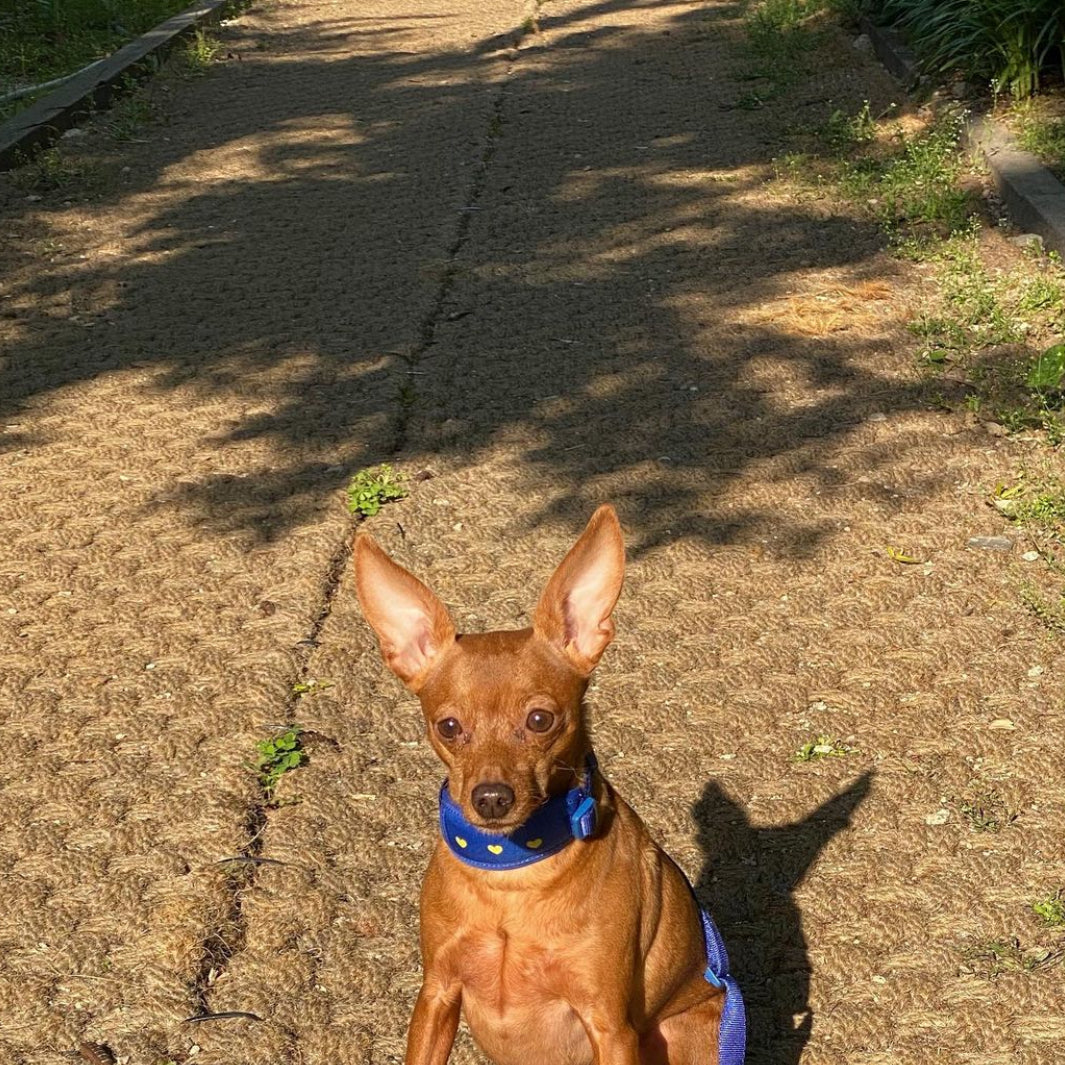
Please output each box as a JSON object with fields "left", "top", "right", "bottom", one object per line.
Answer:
{"left": 439, "top": 756, "right": 599, "bottom": 870}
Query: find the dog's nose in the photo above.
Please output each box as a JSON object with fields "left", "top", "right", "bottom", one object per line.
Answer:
{"left": 471, "top": 782, "right": 515, "bottom": 821}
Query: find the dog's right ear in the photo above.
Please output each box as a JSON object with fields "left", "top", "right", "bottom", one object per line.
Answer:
{"left": 354, "top": 534, "right": 456, "bottom": 691}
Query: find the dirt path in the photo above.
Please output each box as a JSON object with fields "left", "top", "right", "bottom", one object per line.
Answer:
{"left": 2, "top": 1, "right": 1064, "bottom": 1064}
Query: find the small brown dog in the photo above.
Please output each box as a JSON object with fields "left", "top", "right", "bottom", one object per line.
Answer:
{"left": 355, "top": 505, "right": 744, "bottom": 1065}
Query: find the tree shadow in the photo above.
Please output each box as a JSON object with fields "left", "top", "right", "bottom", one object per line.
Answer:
{"left": 0, "top": 0, "right": 950, "bottom": 549}
{"left": 692, "top": 771, "right": 873, "bottom": 1065}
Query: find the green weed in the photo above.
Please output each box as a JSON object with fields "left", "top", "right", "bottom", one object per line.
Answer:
{"left": 255, "top": 727, "right": 305, "bottom": 795}
{"left": 955, "top": 788, "right": 1018, "bottom": 832}
{"left": 840, "top": 117, "right": 973, "bottom": 240}
{"left": 1013, "top": 105, "right": 1065, "bottom": 182}
{"left": 1020, "top": 586, "right": 1065, "bottom": 635}
{"left": 794, "top": 735, "right": 854, "bottom": 762}
{"left": 292, "top": 678, "right": 333, "bottom": 697}
{"left": 820, "top": 100, "right": 876, "bottom": 154}
{"left": 180, "top": 27, "right": 220, "bottom": 75}
{"left": 107, "top": 90, "right": 159, "bottom": 141}
{"left": 11, "top": 146, "right": 96, "bottom": 193}
{"left": 346, "top": 464, "right": 407, "bottom": 517}
{"left": 1033, "top": 890, "right": 1065, "bottom": 927}
{"left": 961, "top": 937, "right": 1062, "bottom": 979}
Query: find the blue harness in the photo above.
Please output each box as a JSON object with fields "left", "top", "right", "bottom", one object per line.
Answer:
{"left": 438, "top": 758, "right": 746, "bottom": 1065}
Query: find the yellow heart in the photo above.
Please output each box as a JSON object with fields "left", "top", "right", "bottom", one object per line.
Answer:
{"left": 487, "top": 844, "right": 503, "bottom": 855}
{"left": 455, "top": 837, "right": 468, "bottom": 849}
{"left": 526, "top": 838, "right": 543, "bottom": 850}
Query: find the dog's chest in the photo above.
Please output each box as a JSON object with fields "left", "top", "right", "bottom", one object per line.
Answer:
{"left": 456, "top": 925, "right": 591, "bottom": 1065}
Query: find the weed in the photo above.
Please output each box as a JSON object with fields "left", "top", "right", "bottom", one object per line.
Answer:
{"left": 1033, "top": 890, "right": 1065, "bottom": 927}
{"left": 181, "top": 28, "right": 220, "bottom": 76}
{"left": 255, "top": 728, "right": 305, "bottom": 795}
{"left": 961, "top": 937, "right": 1062, "bottom": 979}
{"left": 1012, "top": 103, "right": 1065, "bottom": 182}
{"left": 346, "top": 463, "right": 407, "bottom": 517}
{"left": 292, "top": 678, "right": 333, "bottom": 697}
{"left": 794, "top": 735, "right": 854, "bottom": 762}
{"left": 843, "top": 117, "right": 973, "bottom": 240}
{"left": 1021, "top": 586, "right": 1065, "bottom": 634}
{"left": 954, "top": 788, "right": 1018, "bottom": 832}
{"left": 107, "top": 90, "right": 159, "bottom": 141}
{"left": 820, "top": 100, "right": 876, "bottom": 154}
{"left": 11, "top": 146, "right": 95, "bottom": 193}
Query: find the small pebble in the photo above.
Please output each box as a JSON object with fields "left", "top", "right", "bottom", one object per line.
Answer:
{"left": 925, "top": 809, "right": 950, "bottom": 825}
{"left": 1022, "top": 550, "right": 1040, "bottom": 561}
{"left": 988, "top": 718, "right": 1016, "bottom": 730}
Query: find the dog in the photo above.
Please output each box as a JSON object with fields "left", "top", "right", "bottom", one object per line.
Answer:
{"left": 354, "top": 505, "right": 744, "bottom": 1065}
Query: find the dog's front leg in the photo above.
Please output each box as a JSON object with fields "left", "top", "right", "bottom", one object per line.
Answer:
{"left": 576, "top": 1007, "right": 642, "bottom": 1065}
{"left": 405, "top": 977, "right": 461, "bottom": 1065}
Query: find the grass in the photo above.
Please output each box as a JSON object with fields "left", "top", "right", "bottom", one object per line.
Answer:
{"left": 961, "top": 937, "right": 1062, "bottom": 979}
{"left": 776, "top": 108, "right": 975, "bottom": 246}
{"left": 1010, "top": 97, "right": 1065, "bottom": 183}
{"left": 346, "top": 464, "right": 407, "bottom": 517}
{"left": 0, "top": 0, "right": 192, "bottom": 91}
{"left": 11, "top": 146, "right": 98, "bottom": 193}
{"left": 255, "top": 727, "right": 305, "bottom": 796}
{"left": 106, "top": 86, "right": 161, "bottom": 141}
{"left": 991, "top": 475, "right": 1065, "bottom": 632}
{"left": 794, "top": 735, "right": 855, "bottom": 761}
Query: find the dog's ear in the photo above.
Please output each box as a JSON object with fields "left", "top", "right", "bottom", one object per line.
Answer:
{"left": 533, "top": 505, "right": 625, "bottom": 675}
{"left": 354, "top": 534, "right": 456, "bottom": 691}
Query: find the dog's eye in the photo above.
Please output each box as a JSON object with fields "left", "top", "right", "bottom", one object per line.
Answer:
{"left": 437, "top": 717, "right": 463, "bottom": 740}
{"left": 526, "top": 709, "right": 555, "bottom": 733}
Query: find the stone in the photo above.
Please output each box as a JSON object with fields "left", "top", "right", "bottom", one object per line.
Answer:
{"left": 852, "top": 34, "right": 872, "bottom": 54}
{"left": 967, "top": 535, "right": 1013, "bottom": 551}
{"left": 1010, "top": 233, "right": 1044, "bottom": 251}
{"left": 61, "top": 126, "right": 88, "bottom": 140}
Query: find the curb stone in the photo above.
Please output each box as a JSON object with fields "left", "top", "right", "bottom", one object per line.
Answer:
{"left": 859, "top": 16, "right": 1065, "bottom": 258}
{"left": 0, "top": 0, "right": 238, "bottom": 171}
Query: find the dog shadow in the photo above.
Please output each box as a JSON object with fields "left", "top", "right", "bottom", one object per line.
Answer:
{"left": 692, "top": 771, "right": 873, "bottom": 1065}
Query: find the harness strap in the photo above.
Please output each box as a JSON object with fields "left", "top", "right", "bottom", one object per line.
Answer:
{"left": 700, "top": 908, "right": 747, "bottom": 1065}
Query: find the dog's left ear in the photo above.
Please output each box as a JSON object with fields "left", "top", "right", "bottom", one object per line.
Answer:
{"left": 533, "top": 504, "right": 625, "bottom": 675}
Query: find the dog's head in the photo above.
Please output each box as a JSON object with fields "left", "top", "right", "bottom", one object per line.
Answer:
{"left": 354, "top": 505, "right": 625, "bottom": 832}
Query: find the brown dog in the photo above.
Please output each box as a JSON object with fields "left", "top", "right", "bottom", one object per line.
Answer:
{"left": 355, "top": 505, "right": 743, "bottom": 1065}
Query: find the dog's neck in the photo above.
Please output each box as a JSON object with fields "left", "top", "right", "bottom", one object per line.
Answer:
{"left": 438, "top": 755, "right": 599, "bottom": 871}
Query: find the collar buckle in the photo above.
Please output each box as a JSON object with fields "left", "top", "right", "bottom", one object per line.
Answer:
{"left": 569, "top": 794, "right": 598, "bottom": 840}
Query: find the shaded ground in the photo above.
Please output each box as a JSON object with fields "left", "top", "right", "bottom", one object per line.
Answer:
{"left": 2, "top": 0, "right": 1064, "bottom": 1063}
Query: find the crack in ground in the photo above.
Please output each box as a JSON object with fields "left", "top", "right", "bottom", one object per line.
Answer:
{"left": 185, "top": 12, "right": 540, "bottom": 1050}
{"left": 392, "top": 23, "right": 533, "bottom": 454}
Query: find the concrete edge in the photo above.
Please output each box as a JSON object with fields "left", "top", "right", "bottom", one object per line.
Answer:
{"left": 859, "top": 15, "right": 1065, "bottom": 258}
{"left": 0, "top": 0, "right": 238, "bottom": 171}
{"left": 858, "top": 16, "right": 919, "bottom": 88}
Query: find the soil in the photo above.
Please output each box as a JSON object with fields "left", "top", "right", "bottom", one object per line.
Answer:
{"left": 1, "top": 2, "right": 1064, "bottom": 1064}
